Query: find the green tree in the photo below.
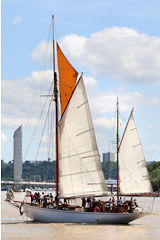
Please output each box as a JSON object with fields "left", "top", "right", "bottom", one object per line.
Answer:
{"left": 1, "top": 160, "right": 13, "bottom": 180}
{"left": 102, "top": 161, "right": 117, "bottom": 179}
{"left": 147, "top": 161, "right": 160, "bottom": 192}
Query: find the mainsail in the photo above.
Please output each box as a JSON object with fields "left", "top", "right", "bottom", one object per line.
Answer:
{"left": 118, "top": 112, "right": 153, "bottom": 194}
{"left": 57, "top": 43, "right": 78, "bottom": 116}
{"left": 58, "top": 75, "right": 107, "bottom": 198}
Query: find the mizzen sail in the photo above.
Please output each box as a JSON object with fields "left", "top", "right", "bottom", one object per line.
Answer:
{"left": 58, "top": 75, "right": 107, "bottom": 198}
{"left": 119, "top": 112, "right": 153, "bottom": 194}
{"left": 57, "top": 43, "right": 78, "bottom": 116}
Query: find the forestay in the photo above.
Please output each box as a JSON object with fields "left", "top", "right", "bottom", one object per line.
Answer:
{"left": 58, "top": 75, "right": 107, "bottom": 198}
{"left": 119, "top": 113, "right": 153, "bottom": 194}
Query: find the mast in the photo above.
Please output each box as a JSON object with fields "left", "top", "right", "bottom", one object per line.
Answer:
{"left": 52, "top": 15, "right": 59, "bottom": 200}
{"left": 116, "top": 97, "right": 119, "bottom": 202}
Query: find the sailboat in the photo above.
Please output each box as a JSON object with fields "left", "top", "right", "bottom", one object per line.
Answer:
{"left": 21, "top": 16, "right": 153, "bottom": 224}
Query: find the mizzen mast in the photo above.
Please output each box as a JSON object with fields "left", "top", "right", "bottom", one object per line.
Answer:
{"left": 52, "top": 15, "right": 59, "bottom": 200}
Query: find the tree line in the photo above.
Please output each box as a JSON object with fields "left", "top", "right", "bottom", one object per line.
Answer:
{"left": 1, "top": 160, "right": 56, "bottom": 182}
{"left": 1, "top": 160, "right": 160, "bottom": 192}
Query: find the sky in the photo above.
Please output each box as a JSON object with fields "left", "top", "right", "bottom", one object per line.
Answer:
{"left": 1, "top": 0, "right": 160, "bottom": 163}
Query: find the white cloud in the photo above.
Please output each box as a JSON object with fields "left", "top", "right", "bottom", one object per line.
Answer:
{"left": 12, "top": 16, "right": 22, "bottom": 25}
{"left": 1, "top": 133, "right": 7, "bottom": 142}
{"left": 148, "top": 124, "right": 154, "bottom": 129}
{"left": 93, "top": 117, "right": 116, "bottom": 130}
{"left": 89, "top": 89, "right": 159, "bottom": 115}
{"left": 148, "top": 144, "right": 160, "bottom": 151}
{"left": 31, "top": 27, "right": 160, "bottom": 85}
{"left": 2, "top": 70, "right": 53, "bottom": 128}
{"left": 60, "top": 28, "right": 160, "bottom": 84}
{"left": 83, "top": 76, "right": 97, "bottom": 87}
{"left": 1, "top": 115, "right": 43, "bottom": 128}
{"left": 2, "top": 69, "right": 158, "bottom": 130}
{"left": 30, "top": 41, "right": 52, "bottom": 64}
{"left": 59, "top": 34, "right": 86, "bottom": 59}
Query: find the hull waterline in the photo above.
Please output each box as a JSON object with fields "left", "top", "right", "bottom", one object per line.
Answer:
{"left": 23, "top": 204, "right": 148, "bottom": 224}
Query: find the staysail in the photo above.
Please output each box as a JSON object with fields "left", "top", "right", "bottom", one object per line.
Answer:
{"left": 58, "top": 75, "right": 107, "bottom": 198}
{"left": 57, "top": 43, "right": 78, "bottom": 116}
{"left": 119, "top": 112, "right": 153, "bottom": 194}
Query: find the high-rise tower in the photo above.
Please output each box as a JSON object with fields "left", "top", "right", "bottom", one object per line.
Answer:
{"left": 13, "top": 125, "right": 22, "bottom": 182}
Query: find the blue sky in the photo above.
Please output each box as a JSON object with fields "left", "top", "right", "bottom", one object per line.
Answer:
{"left": 2, "top": 0, "right": 160, "bottom": 162}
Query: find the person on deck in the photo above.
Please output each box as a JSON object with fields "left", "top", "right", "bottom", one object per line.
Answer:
{"left": 34, "top": 192, "right": 38, "bottom": 204}
{"left": 109, "top": 198, "right": 112, "bottom": 211}
{"left": 128, "top": 197, "right": 134, "bottom": 213}
{"left": 134, "top": 199, "right": 138, "bottom": 208}
{"left": 40, "top": 192, "right": 44, "bottom": 206}
{"left": 82, "top": 198, "right": 86, "bottom": 211}
{"left": 105, "top": 200, "right": 109, "bottom": 212}
{"left": 50, "top": 193, "right": 53, "bottom": 204}
{"left": 118, "top": 197, "right": 122, "bottom": 206}
{"left": 86, "top": 198, "right": 91, "bottom": 208}
{"left": 55, "top": 196, "right": 59, "bottom": 205}
{"left": 37, "top": 192, "right": 40, "bottom": 205}
{"left": 29, "top": 192, "right": 34, "bottom": 205}
{"left": 112, "top": 196, "right": 116, "bottom": 206}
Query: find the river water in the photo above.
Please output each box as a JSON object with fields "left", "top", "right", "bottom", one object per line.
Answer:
{"left": 1, "top": 191, "right": 160, "bottom": 240}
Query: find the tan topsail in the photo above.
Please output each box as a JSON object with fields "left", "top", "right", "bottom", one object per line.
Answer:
{"left": 57, "top": 43, "right": 78, "bottom": 116}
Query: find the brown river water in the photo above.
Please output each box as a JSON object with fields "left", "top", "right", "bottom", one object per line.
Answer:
{"left": 1, "top": 191, "right": 160, "bottom": 240}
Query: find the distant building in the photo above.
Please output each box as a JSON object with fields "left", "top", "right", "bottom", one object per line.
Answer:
{"left": 103, "top": 152, "right": 115, "bottom": 163}
{"left": 13, "top": 125, "right": 22, "bottom": 182}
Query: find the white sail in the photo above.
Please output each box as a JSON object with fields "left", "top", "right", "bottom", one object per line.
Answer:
{"left": 119, "top": 113, "right": 153, "bottom": 194}
{"left": 58, "top": 75, "right": 107, "bottom": 198}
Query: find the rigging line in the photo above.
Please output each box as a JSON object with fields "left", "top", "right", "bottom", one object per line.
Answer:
{"left": 23, "top": 81, "right": 54, "bottom": 161}
{"left": 23, "top": 80, "right": 46, "bottom": 145}
{"left": 47, "top": 97, "right": 53, "bottom": 162}
{"left": 24, "top": 23, "right": 52, "bottom": 142}
{"left": 24, "top": 18, "right": 52, "bottom": 134}
{"left": 24, "top": 88, "right": 44, "bottom": 148}
{"left": 51, "top": 102, "right": 55, "bottom": 161}
{"left": 119, "top": 112, "right": 126, "bottom": 122}
{"left": 81, "top": 154, "right": 100, "bottom": 159}
{"left": 48, "top": 101, "right": 54, "bottom": 160}
{"left": 61, "top": 169, "right": 104, "bottom": 177}
{"left": 38, "top": 20, "right": 52, "bottom": 71}
{"left": 23, "top": 87, "right": 38, "bottom": 139}
{"left": 47, "top": 103, "right": 50, "bottom": 160}
{"left": 34, "top": 101, "right": 52, "bottom": 161}
{"left": 68, "top": 134, "right": 74, "bottom": 198}
{"left": 76, "top": 128, "right": 94, "bottom": 136}
{"left": 24, "top": 22, "right": 53, "bottom": 138}
{"left": 47, "top": 103, "right": 49, "bottom": 161}
{"left": 107, "top": 109, "right": 117, "bottom": 179}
